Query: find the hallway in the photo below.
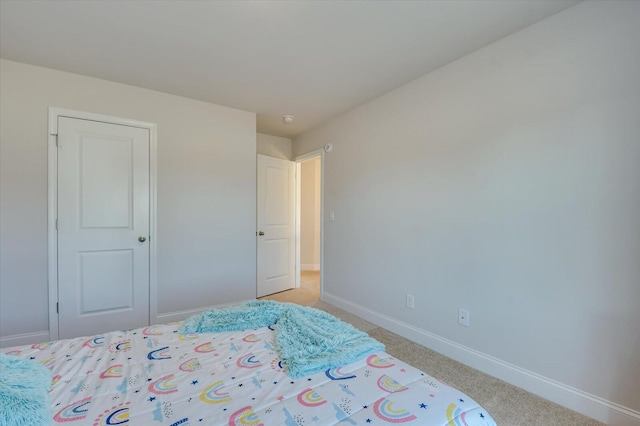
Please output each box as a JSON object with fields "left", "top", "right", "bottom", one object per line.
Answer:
{"left": 259, "top": 270, "right": 319, "bottom": 306}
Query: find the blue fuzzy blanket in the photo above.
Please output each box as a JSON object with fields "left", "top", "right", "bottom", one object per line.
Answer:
{"left": 181, "top": 300, "right": 384, "bottom": 378}
{"left": 0, "top": 352, "right": 52, "bottom": 426}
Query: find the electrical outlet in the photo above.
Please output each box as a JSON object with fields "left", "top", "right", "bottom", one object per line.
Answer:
{"left": 406, "top": 294, "right": 415, "bottom": 309}
{"left": 458, "top": 308, "right": 470, "bottom": 327}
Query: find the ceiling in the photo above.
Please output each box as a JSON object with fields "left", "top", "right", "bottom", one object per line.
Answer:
{"left": 0, "top": 0, "right": 580, "bottom": 138}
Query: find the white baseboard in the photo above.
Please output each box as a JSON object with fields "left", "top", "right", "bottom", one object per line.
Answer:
{"left": 0, "top": 331, "right": 51, "bottom": 348}
{"left": 323, "top": 292, "right": 640, "bottom": 426}
{"left": 154, "top": 299, "right": 251, "bottom": 324}
{"left": 301, "top": 264, "right": 320, "bottom": 271}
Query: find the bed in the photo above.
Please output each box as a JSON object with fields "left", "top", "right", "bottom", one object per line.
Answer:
{"left": 2, "top": 303, "right": 496, "bottom": 425}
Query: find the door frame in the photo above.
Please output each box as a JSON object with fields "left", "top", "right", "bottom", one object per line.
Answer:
{"left": 294, "top": 149, "right": 325, "bottom": 300}
{"left": 47, "top": 107, "right": 158, "bottom": 340}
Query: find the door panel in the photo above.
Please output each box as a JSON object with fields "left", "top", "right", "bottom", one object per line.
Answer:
{"left": 264, "top": 238, "right": 290, "bottom": 279}
{"left": 80, "top": 136, "right": 133, "bottom": 228}
{"left": 57, "top": 117, "right": 150, "bottom": 338}
{"left": 266, "top": 167, "right": 290, "bottom": 224}
{"left": 257, "top": 154, "right": 295, "bottom": 297}
{"left": 79, "top": 249, "right": 133, "bottom": 313}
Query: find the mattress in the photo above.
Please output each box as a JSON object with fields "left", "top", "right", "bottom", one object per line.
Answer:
{"left": 3, "top": 321, "right": 497, "bottom": 425}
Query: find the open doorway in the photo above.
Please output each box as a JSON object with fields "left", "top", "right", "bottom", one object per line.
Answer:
{"left": 258, "top": 149, "right": 323, "bottom": 306}
{"left": 297, "top": 155, "right": 322, "bottom": 302}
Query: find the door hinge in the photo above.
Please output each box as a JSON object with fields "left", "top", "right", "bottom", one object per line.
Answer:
{"left": 54, "top": 134, "right": 59, "bottom": 147}
{"left": 55, "top": 219, "right": 58, "bottom": 230}
{"left": 56, "top": 302, "right": 59, "bottom": 314}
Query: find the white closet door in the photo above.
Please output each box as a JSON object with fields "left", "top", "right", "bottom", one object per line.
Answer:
{"left": 57, "top": 117, "right": 150, "bottom": 338}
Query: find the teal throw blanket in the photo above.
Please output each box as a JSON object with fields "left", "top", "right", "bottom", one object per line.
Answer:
{"left": 181, "top": 300, "right": 384, "bottom": 378}
{"left": 0, "top": 352, "right": 52, "bottom": 426}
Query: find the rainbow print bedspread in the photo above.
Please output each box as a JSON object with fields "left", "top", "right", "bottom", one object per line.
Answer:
{"left": 3, "top": 322, "right": 496, "bottom": 425}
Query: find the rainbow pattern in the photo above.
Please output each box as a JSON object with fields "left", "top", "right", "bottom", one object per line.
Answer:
{"left": 228, "top": 406, "right": 263, "bottom": 426}
{"left": 194, "top": 342, "right": 216, "bottom": 353}
{"left": 297, "top": 388, "right": 327, "bottom": 407}
{"left": 376, "top": 375, "right": 408, "bottom": 393}
{"left": 93, "top": 402, "right": 130, "bottom": 426}
{"left": 53, "top": 397, "right": 92, "bottom": 422}
{"left": 31, "top": 342, "right": 51, "bottom": 350}
{"left": 83, "top": 336, "right": 105, "bottom": 348}
{"left": 236, "top": 353, "right": 261, "bottom": 369}
{"left": 100, "top": 364, "right": 123, "bottom": 379}
{"left": 366, "top": 354, "right": 395, "bottom": 368}
{"left": 142, "top": 325, "right": 164, "bottom": 336}
{"left": 4, "top": 315, "right": 495, "bottom": 425}
{"left": 446, "top": 403, "right": 468, "bottom": 426}
{"left": 200, "top": 380, "right": 231, "bottom": 404}
{"left": 325, "top": 367, "right": 357, "bottom": 380}
{"left": 242, "top": 333, "right": 260, "bottom": 342}
{"left": 148, "top": 373, "right": 178, "bottom": 395}
{"left": 178, "top": 333, "right": 199, "bottom": 341}
{"left": 109, "top": 340, "right": 131, "bottom": 353}
{"left": 51, "top": 374, "right": 62, "bottom": 387}
{"left": 147, "top": 346, "right": 171, "bottom": 360}
{"left": 179, "top": 357, "right": 202, "bottom": 372}
{"left": 39, "top": 357, "right": 55, "bottom": 368}
{"left": 270, "top": 358, "right": 286, "bottom": 373}
{"left": 373, "top": 397, "right": 417, "bottom": 423}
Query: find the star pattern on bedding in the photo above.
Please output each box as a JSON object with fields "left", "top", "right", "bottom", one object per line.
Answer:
{"left": 2, "top": 320, "right": 496, "bottom": 425}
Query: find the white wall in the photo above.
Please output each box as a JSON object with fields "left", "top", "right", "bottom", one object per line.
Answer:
{"left": 256, "top": 133, "right": 292, "bottom": 160}
{"left": 294, "top": 1, "right": 640, "bottom": 423}
{"left": 0, "top": 60, "right": 257, "bottom": 344}
{"left": 300, "top": 157, "right": 321, "bottom": 270}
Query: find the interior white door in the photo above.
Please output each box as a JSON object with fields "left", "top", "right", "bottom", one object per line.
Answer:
{"left": 257, "top": 154, "right": 296, "bottom": 297}
{"left": 57, "top": 117, "right": 150, "bottom": 338}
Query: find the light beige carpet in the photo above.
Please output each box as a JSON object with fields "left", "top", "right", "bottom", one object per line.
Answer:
{"left": 260, "top": 270, "right": 321, "bottom": 306}
{"left": 260, "top": 271, "right": 604, "bottom": 426}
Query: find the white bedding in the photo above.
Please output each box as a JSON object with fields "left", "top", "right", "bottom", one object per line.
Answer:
{"left": 3, "top": 321, "right": 497, "bottom": 425}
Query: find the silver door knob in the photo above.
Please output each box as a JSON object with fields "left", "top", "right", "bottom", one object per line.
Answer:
{"left": 258, "top": 231, "right": 265, "bottom": 236}
{"left": 138, "top": 236, "right": 147, "bottom": 242}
